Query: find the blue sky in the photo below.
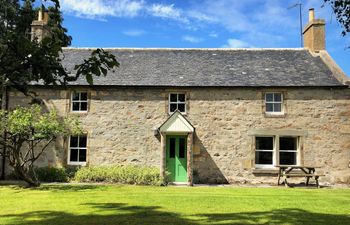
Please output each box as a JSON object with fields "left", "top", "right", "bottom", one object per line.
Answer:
{"left": 58, "top": 0, "right": 350, "bottom": 76}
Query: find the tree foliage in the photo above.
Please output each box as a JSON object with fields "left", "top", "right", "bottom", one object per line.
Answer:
{"left": 0, "top": 0, "right": 119, "bottom": 95}
{"left": 0, "top": 0, "right": 119, "bottom": 185}
{"left": 324, "top": 0, "right": 350, "bottom": 36}
{"left": 0, "top": 105, "right": 81, "bottom": 187}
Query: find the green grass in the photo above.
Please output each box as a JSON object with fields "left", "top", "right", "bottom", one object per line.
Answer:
{"left": 0, "top": 184, "right": 349, "bottom": 225}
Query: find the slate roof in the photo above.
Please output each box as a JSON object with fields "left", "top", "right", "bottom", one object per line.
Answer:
{"left": 61, "top": 48, "right": 344, "bottom": 87}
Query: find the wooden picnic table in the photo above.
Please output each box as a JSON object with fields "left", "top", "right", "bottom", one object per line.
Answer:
{"left": 276, "top": 165, "right": 324, "bottom": 188}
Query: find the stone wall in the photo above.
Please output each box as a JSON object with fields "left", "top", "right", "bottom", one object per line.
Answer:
{"left": 6, "top": 87, "right": 350, "bottom": 185}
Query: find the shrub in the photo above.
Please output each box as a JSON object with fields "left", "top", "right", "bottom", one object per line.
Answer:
{"left": 74, "top": 166, "right": 167, "bottom": 186}
{"left": 35, "top": 167, "right": 69, "bottom": 182}
{"left": 65, "top": 166, "right": 80, "bottom": 179}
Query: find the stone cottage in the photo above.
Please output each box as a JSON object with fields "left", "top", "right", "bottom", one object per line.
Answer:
{"left": 1, "top": 9, "right": 350, "bottom": 185}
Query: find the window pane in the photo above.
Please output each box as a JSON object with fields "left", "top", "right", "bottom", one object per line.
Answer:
{"left": 279, "top": 152, "right": 296, "bottom": 165}
{"left": 79, "top": 136, "right": 87, "bottom": 148}
{"left": 274, "top": 93, "right": 282, "bottom": 102}
{"left": 177, "top": 103, "right": 185, "bottom": 112}
{"left": 72, "top": 102, "right": 80, "bottom": 111}
{"left": 169, "top": 138, "right": 175, "bottom": 158}
{"left": 178, "top": 94, "right": 185, "bottom": 102}
{"left": 80, "top": 102, "right": 88, "bottom": 111}
{"left": 255, "top": 151, "right": 273, "bottom": 165}
{"left": 280, "top": 137, "right": 297, "bottom": 150}
{"left": 179, "top": 138, "right": 186, "bottom": 158}
{"left": 70, "top": 136, "right": 78, "bottom": 147}
{"left": 72, "top": 93, "right": 80, "bottom": 101}
{"left": 70, "top": 148, "right": 78, "bottom": 162}
{"left": 170, "top": 104, "right": 177, "bottom": 112}
{"left": 80, "top": 92, "right": 88, "bottom": 101}
{"left": 265, "top": 93, "right": 273, "bottom": 102}
{"left": 79, "top": 149, "right": 87, "bottom": 162}
{"left": 170, "top": 94, "right": 177, "bottom": 102}
{"left": 256, "top": 137, "right": 273, "bottom": 150}
{"left": 273, "top": 103, "right": 281, "bottom": 112}
{"left": 266, "top": 103, "right": 273, "bottom": 112}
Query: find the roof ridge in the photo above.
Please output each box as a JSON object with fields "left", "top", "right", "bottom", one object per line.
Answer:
{"left": 62, "top": 47, "right": 306, "bottom": 51}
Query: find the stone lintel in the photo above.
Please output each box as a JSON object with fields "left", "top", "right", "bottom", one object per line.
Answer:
{"left": 248, "top": 129, "right": 308, "bottom": 137}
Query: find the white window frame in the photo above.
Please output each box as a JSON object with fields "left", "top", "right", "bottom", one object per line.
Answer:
{"left": 71, "top": 91, "right": 88, "bottom": 112}
{"left": 68, "top": 135, "right": 87, "bottom": 166}
{"left": 255, "top": 135, "right": 300, "bottom": 168}
{"left": 168, "top": 93, "right": 186, "bottom": 114}
{"left": 278, "top": 136, "right": 298, "bottom": 166}
{"left": 255, "top": 136, "right": 275, "bottom": 168}
{"left": 265, "top": 92, "right": 283, "bottom": 115}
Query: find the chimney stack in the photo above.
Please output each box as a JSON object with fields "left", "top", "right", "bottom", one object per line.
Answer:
{"left": 302, "top": 8, "right": 325, "bottom": 52}
{"left": 31, "top": 8, "right": 49, "bottom": 42}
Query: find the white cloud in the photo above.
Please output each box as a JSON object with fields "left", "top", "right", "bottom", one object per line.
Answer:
{"left": 222, "top": 39, "right": 253, "bottom": 48}
{"left": 122, "top": 29, "right": 145, "bottom": 36}
{"left": 59, "top": 0, "right": 215, "bottom": 27}
{"left": 186, "top": 0, "right": 309, "bottom": 47}
{"left": 59, "top": 0, "right": 317, "bottom": 48}
{"left": 187, "top": 11, "right": 217, "bottom": 23}
{"left": 59, "top": 0, "right": 144, "bottom": 18}
{"left": 182, "top": 35, "right": 203, "bottom": 43}
{"left": 148, "top": 4, "right": 185, "bottom": 22}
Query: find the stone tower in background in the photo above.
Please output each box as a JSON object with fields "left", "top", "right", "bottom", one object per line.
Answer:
{"left": 31, "top": 8, "right": 49, "bottom": 42}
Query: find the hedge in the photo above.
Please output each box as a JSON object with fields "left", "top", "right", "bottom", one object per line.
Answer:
{"left": 73, "top": 165, "right": 166, "bottom": 186}
{"left": 35, "top": 167, "right": 70, "bottom": 182}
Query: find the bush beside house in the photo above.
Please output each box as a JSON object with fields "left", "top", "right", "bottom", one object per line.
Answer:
{"left": 9, "top": 166, "right": 167, "bottom": 186}
{"left": 74, "top": 166, "right": 167, "bottom": 186}
{"left": 35, "top": 167, "right": 70, "bottom": 182}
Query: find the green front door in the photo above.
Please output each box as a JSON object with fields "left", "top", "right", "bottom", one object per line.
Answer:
{"left": 166, "top": 135, "right": 187, "bottom": 182}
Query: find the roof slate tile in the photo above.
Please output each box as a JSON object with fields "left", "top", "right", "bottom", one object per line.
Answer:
{"left": 61, "top": 48, "right": 344, "bottom": 87}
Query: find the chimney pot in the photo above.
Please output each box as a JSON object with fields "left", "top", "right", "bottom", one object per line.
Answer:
{"left": 309, "top": 8, "right": 315, "bottom": 22}
{"left": 38, "top": 9, "right": 43, "bottom": 21}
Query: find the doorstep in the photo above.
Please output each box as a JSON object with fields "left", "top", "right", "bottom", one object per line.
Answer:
{"left": 168, "top": 182, "right": 188, "bottom": 186}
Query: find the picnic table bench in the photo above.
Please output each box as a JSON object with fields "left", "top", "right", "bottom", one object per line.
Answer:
{"left": 276, "top": 165, "right": 325, "bottom": 188}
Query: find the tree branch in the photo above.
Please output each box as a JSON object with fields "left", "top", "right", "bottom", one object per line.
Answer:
{"left": 29, "top": 137, "right": 55, "bottom": 166}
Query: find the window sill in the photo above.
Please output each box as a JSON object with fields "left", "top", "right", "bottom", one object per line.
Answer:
{"left": 67, "top": 162, "right": 87, "bottom": 166}
{"left": 168, "top": 111, "right": 187, "bottom": 116}
{"left": 264, "top": 113, "right": 286, "bottom": 118}
{"left": 70, "top": 111, "right": 88, "bottom": 114}
{"left": 70, "top": 111, "right": 89, "bottom": 116}
{"left": 252, "top": 168, "right": 279, "bottom": 175}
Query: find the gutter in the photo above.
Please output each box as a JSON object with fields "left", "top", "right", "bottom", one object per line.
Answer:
{"left": 27, "top": 84, "right": 349, "bottom": 89}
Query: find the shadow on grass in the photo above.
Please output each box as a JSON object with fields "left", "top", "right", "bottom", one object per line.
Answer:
{"left": 37, "top": 184, "right": 105, "bottom": 192}
{"left": 198, "top": 208, "right": 350, "bottom": 225}
{"left": 2, "top": 202, "right": 350, "bottom": 225}
{"left": 1, "top": 183, "right": 112, "bottom": 192}
{"left": 2, "top": 202, "right": 196, "bottom": 225}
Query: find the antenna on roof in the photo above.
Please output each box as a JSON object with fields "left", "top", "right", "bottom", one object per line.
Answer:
{"left": 288, "top": 3, "right": 303, "bottom": 47}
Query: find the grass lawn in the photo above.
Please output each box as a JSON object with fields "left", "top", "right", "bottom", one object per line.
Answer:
{"left": 0, "top": 184, "right": 349, "bottom": 225}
